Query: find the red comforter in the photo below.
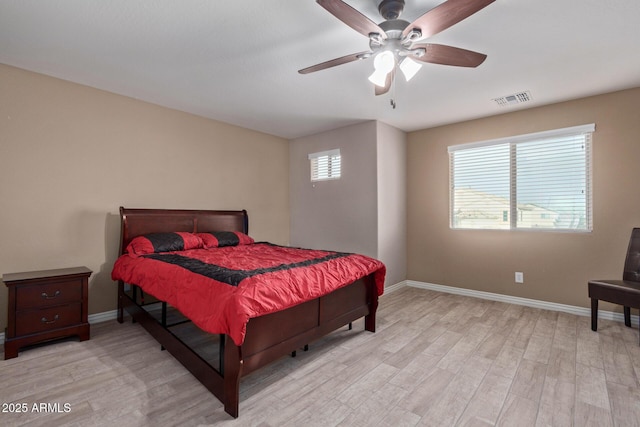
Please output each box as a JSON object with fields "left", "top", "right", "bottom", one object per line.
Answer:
{"left": 112, "top": 243, "right": 385, "bottom": 345}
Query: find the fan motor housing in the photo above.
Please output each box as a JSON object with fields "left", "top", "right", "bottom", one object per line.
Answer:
{"left": 379, "top": 19, "right": 410, "bottom": 38}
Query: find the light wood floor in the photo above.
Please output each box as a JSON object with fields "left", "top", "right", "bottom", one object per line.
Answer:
{"left": 1, "top": 286, "right": 640, "bottom": 426}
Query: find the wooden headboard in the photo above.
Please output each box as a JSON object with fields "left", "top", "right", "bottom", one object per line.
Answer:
{"left": 118, "top": 207, "right": 249, "bottom": 255}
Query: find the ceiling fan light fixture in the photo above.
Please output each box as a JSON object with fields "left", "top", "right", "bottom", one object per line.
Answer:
{"left": 399, "top": 57, "right": 422, "bottom": 82}
{"left": 373, "top": 50, "right": 396, "bottom": 73}
{"left": 368, "top": 50, "right": 395, "bottom": 87}
{"left": 368, "top": 69, "right": 389, "bottom": 87}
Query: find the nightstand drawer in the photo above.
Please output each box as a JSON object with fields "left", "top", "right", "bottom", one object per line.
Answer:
{"left": 16, "top": 280, "right": 82, "bottom": 310}
{"left": 15, "top": 303, "right": 83, "bottom": 336}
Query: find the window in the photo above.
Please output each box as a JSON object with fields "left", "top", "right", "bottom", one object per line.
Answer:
{"left": 449, "top": 124, "right": 594, "bottom": 231}
{"left": 309, "top": 149, "right": 341, "bottom": 181}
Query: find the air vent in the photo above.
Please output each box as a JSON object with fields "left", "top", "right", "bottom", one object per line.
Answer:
{"left": 493, "top": 91, "right": 532, "bottom": 107}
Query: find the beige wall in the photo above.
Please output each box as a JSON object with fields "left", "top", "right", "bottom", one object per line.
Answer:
{"left": 289, "top": 121, "right": 408, "bottom": 287}
{"left": 407, "top": 87, "right": 640, "bottom": 310}
{"left": 377, "top": 121, "right": 407, "bottom": 286}
{"left": 0, "top": 64, "right": 290, "bottom": 331}
{"left": 289, "top": 122, "right": 379, "bottom": 258}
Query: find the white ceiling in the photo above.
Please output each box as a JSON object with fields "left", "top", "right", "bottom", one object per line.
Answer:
{"left": 1, "top": 0, "right": 639, "bottom": 139}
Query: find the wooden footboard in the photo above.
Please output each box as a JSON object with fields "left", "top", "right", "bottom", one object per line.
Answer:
{"left": 118, "top": 274, "right": 378, "bottom": 418}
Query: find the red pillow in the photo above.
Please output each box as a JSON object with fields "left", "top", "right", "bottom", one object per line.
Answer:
{"left": 196, "top": 231, "right": 254, "bottom": 248}
{"left": 126, "top": 232, "right": 203, "bottom": 255}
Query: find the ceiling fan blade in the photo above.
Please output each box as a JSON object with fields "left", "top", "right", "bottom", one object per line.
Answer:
{"left": 402, "top": 0, "right": 495, "bottom": 41}
{"left": 299, "top": 51, "right": 371, "bottom": 74}
{"left": 375, "top": 68, "right": 395, "bottom": 96}
{"left": 317, "top": 0, "right": 387, "bottom": 40}
{"left": 412, "top": 43, "right": 487, "bottom": 67}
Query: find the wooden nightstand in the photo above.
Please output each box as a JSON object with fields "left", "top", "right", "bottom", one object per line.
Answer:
{"left": 3, "top": 266, "right": 91, "bottom": 359}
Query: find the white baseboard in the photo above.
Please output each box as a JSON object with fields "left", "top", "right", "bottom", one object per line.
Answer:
{"left": 2, "top": 283, "right": 634, "bottom": 344}
{"left": 88, "top": 309, "right": 118, "bottom": 324}
{"left": 404, "top": 279, "right": 638, "bottom": 325}
{"left": 1, "top": 310, "right": 119, "bottom": 345}
{"left": 383, "top": 280, "right": 408, "bottom": 294}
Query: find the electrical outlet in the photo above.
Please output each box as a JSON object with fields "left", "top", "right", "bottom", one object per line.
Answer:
{"left": 515, "top": 272, "right": 524, "bottom": 283}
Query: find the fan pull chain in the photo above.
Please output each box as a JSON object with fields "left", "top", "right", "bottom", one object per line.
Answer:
{"left": 390, "top": 69, "right": 397, "bottom": 109}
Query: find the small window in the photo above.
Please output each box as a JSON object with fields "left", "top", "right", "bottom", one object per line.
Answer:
{"left": 309, "top": 149, "right": 341, "bottom": 181}
{"left": 449, "top": 124, "right": 594, "bottom": 231}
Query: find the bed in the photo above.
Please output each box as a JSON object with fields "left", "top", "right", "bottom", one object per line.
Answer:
{"left": 112, "top": 207, "right": 385, "bottom": 418}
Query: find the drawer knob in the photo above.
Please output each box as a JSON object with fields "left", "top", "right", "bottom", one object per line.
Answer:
{"left": 41, "top": 315, "right": 60, "bottom": 324}
{"left": 41, "top": 290, "right": 61, "bottom": 300}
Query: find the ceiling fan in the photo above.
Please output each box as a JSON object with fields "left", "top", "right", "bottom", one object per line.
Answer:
{"left": 299, "top": 0, "right": 495, "bottom": 96}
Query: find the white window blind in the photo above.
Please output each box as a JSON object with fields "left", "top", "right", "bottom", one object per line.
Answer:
{"left": 448, "top": 124, "right": 594, "bottom": 231}
{"left": 309, "top": 149, "right": 341, "bottom": 181}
